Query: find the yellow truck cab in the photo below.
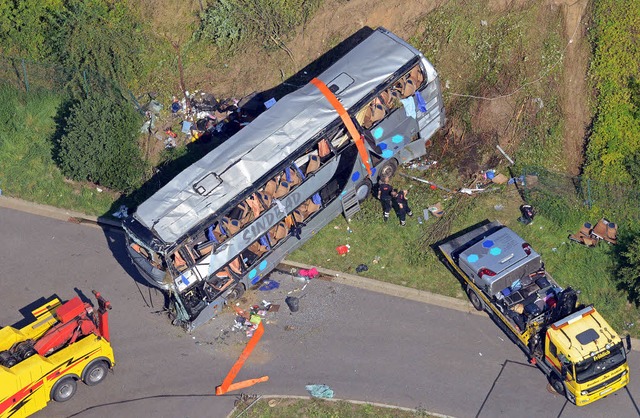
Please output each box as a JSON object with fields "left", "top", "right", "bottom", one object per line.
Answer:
{"left": 438, "top": 220, "right": 630, "bottom": 406}
{"left": 0, "top": 291, "right": 114, "bottom": 418}
{"left": 546, "top": 305, "right": 630, "bottom": 405}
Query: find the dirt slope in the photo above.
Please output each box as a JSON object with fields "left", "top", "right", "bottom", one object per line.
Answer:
{"left": 198, "top": 0, "right": 590, "bottom": 175}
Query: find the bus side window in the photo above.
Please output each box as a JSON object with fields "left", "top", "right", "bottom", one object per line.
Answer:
{"left": 318, "top": 138, "right": 331, "bottom": 158}
{"left": 171, "top": 249, "right": 190, "bottom": 271}
{"left": 268, "top": 221, "right": 288, "bottom": 246}
{"left": 297, "top": 196, "right": 321, "bottom": 220}
{"left": 362, "top": 97, "right": 386, "bottom": 129}
{"left": 306, "top": 154, "right": 321, "bottom": 175}
{"left": 229, "top": 200, "right": 253, "bottom": 227}
{"left": 246, "top": 193, "right": 263, "bottom": 218}
{"left": 408, "top": 65, "right": 424, "bottom": 87}
{"left": 209, "top": 267, "right": 234, "bottom": 292}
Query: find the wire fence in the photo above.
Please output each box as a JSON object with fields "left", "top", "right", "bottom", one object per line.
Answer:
{"left": 0, "top": 56, "right": 130, "bottom": 100}
{"left": 0, "top": 57, "right": 66, "bottom": 94}
{"left": 521, "top": 166, "right": 640, "bottom": 227}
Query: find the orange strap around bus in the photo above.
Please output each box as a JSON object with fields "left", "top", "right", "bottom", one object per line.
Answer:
{"left": 310, "top": 78, "right": 372, "bottom": 176}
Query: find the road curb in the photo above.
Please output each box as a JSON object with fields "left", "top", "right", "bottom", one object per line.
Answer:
{"left": 0, "top": 196, "right": 122, "bottom": 229}
{"left": 226, "top": 394, "right": 455, "bottom": 418}
{"left": 279, "top": 259, "right": 478, "bottom": 316}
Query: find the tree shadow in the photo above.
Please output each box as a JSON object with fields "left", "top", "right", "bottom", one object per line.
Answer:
{"left": 611, "top": 228, "right": 640, "bottom": 307}
{"left": 49, "top": 97, "right": 77, "bottom": 166}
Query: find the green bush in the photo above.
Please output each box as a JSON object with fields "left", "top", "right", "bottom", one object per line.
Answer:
{"left": 585, "top": 0, "right": 640, "bottom": 184}
{"left": 198, "top": 0, "right": 321, "bottom": 52}
{"left": 58, "top": 93, "right": 147, "bottom": 192}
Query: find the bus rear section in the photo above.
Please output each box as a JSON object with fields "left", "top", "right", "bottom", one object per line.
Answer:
{"left": 123, "top": 27, "right": 445, "bottom": 330}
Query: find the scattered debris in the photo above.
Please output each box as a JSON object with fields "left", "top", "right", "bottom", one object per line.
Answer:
{"left": 517, "top": 204, "right": 535, "bottom": 225}
{"left": 285, "top": 296, "right": 299, "bottom": 312}
{"left": 258, "top": 280, "right": 280, "bottom": 291}
{"left": 112, "top": 205, "right": 128, "bottom": 219}
{"left": 298, "top": 268, "right": 319, "bottom": 279}
{"left": 336, "top": 244, "right": 350, "bottom": 255}
{"left": 355, "top": 264, "right": 368, "bottom": 273}
{"left": 305, "top": 384, "right": 334, "bottom": 399}
{"left": 428, "top": 202, "right": 444, "bottom": 218}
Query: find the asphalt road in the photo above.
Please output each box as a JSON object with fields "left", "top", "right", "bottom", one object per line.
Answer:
{"left": 1, "top": 206, "right": 639, "bottom": 418}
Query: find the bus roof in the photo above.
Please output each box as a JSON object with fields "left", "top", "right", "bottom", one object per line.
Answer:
{"left": 134, "top": 27, "right": 436, "bottom": 244}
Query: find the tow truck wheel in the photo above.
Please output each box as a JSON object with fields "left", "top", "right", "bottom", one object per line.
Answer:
{"left": 51, "top": 376, "right": 77, "bottom": 402}
{"left": 83, "top": 360, "right": 109, "bottom": 386}
{"left": 467, "top": 287, "right": 483, "bottom": 311}
{"left": 550, "top": 376, "right": 566, "bottom": 397}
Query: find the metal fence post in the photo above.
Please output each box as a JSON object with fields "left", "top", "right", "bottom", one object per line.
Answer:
{"left": 522, "top": 167, "right": 528, "bottom": 201}
{"left": 83, "top": 70, "right": 90, "bottom": 95}
{"left": 21, "top": 59, "right": 29, "bottom": 93}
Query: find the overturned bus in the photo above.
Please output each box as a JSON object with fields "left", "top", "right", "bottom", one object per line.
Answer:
{"left": 122, "top": 27, "right": 446, "bottom": 330}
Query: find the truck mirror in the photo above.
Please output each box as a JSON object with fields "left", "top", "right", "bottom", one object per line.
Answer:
{"left": 560, "top": 364, "right": 568, "bottom": 379}
{"left": 626, "top": 334, "right": 632, "bottom": 352}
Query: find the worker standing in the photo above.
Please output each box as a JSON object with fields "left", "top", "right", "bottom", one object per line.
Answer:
{"left": 377, "top": 176, "right": 393, "bottom": 222}
{"left": 393, "top": 188, "right": 413, "bottom": 226}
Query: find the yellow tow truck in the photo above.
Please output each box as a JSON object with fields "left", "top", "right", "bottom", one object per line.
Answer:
{"left": 438, "top": 221, "right": 630, "bottom": 406}
{"left": 0, "top": 291, "right": 114, "bottom": 418}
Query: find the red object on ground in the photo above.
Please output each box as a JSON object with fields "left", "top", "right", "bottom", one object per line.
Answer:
{"left": 430, "top": 184, "right": 437, "bottom": 190}
{"left": 336, "top": 245, "right": 349, "bottom": 255}
{"left": 299, "top": 267, "right": 319, "bottom": 279}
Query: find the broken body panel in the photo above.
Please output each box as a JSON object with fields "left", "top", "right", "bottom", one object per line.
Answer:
{"left": 438, "top": 221, "right": 629, "bottom": 406}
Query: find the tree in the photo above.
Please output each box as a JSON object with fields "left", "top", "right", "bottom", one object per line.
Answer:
{"left": 58, "top": 93, "right": 147, "bottom": 192}
{"left": 616, "top": 236, "right": 640, "bottom": 305}
{"left": 0, "top": 0, "right": 62, "bottom": 59}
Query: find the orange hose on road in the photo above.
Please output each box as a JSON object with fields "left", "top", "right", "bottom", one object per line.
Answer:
{"left": 215, "top": 322, "right": 266, "bottom": 395}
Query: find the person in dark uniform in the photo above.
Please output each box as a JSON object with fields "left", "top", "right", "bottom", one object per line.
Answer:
{"left": 392, "top": 189, "right": 413, "bottom": 226}
{"left": 377, "top": 176, "right": 393, "bottom": 222}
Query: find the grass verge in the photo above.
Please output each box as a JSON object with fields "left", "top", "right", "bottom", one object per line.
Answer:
{"left": 230, "top": 397, "right": 436, "bottom": 418}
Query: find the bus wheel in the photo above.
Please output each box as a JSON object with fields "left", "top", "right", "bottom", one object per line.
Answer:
{"left": 549, "top": 376, "right": 566, "bottom": 397}
{"left": 378, "top": 159, "right": 398, "bottom": 179}
{"left": 227, "top": 284, "right": 245, "bottom": 301}
{"left": 355, "top": 179, "right": 373, "bottom": 202}
{"left": 467, "top": 287, "right": 483, "bottom": 311}
{"left": 83, "top": 360, "right": 109, "bottom": 386}
{"left": 51, "top": 376, "right": 77, "bottom": 402}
